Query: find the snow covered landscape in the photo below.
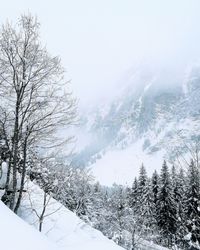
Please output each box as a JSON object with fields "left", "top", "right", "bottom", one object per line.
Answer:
{"left": 0, "top": 201, "right": 56, "bottom": 250}
{"left": 0, "top": 1, "right": 200, "bottom": 250}
{"left": 0, "top": 183, "right": 125, "bottom": 250}
{"left": 73, "top": 64, "right": 200, "bottom": 185}
{"left": 0, "top": 177, "right": 168, "bottom": 250}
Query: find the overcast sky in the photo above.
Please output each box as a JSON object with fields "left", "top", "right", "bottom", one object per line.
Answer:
{"left": 1, "top": 0, "right": 200, "bottom": 107}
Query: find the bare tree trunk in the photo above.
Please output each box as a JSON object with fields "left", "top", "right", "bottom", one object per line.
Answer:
{"left": 1, "top": 117, "right": 13, "bottom": 204}
{"left": 39, "top": 192, "right": 47, "bottom": 232}
{"left": 1, "top": 155, "right": 12, "bottom": 205}
{"left": 131, "top": 229, "right": 136, "bottom": 250}
{"left": 10, "top": 101, "right": 20, "bottom": 210}
{"left": 14, "top": 137, "right": 27, "bottom": 213}
{"left": 5, "top": 156, "right": 12, "bottom": 191}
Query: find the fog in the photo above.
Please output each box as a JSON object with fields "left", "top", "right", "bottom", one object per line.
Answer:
{"left": 1, "top": 0, "right": 200, "bottom": 108}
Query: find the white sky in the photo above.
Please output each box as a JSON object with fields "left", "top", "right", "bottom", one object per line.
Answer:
{"left": 1, "top": 0, "right": 200, "bottom": 107}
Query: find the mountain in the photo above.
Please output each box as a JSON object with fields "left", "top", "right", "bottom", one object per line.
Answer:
{"left": 73, "top": 64, "right": 200, "bottom": 185}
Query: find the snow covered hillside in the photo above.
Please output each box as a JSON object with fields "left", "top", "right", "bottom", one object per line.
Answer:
{"left": 73, "top": 64, "right": 200, "bottom": 185}
{"left": 0, "top": 180, "right": 125, "bottom": 250}
{"left": 3, "top": 181, "right": 166, "bottom": 250}
{"left": 18, "top": 182, "right": 125, "bottom": 250}
{"left": 0, "top": 163, "right": 169, "bottom": 250}
{"left": 0, "top": 200, "right": 57, "bottom": 250}
{"left": 0, "top": 168, "right": 126, "bottom": 250}
{"left": 89, "top": 140, "right": 164, "bottom": 186}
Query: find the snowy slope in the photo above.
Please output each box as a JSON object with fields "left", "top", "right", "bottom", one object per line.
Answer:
{"left": 19, "top": 182, "right": 125, "bottom": 250}
{"left": 17, "top": 181, "right": 168, "bottom": 250}
{"left": 90, "top": 140, "right": 164, "bottom": 186}
{"left": 0, "top": 177, "right": 168, "bottom": 250}
{"left": 0, "top": 201, "right": 57, "bottom": 250}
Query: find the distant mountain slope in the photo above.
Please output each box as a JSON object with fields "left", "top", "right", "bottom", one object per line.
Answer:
{"left": 74, "top": 64, "right": 200, "bottom": 185}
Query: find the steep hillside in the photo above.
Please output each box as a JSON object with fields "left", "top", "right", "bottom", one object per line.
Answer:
{"left": 19, "top": 182, "right": 125, "bottom": 250}
{"left": 0, "top": 181, "right": 168, "bottom": 250}
{"left": 0, "top": 200, "right": 57, "bottom": 250}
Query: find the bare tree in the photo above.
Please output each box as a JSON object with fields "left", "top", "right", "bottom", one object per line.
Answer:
{"left": 27, "top": 183, "right": 63, "bottom": 232}
{"left": 0, "top": 14, "right": 77, "bottom": 212}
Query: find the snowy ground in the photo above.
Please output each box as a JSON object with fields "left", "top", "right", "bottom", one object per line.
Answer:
{"left": 90, "top": 140, "right": 164, "bottom": 186}
{"left": 0, "top": 162, "right": 169, "bottom": 250}
{"left": 0, "top": 180, "right": 169, "bottom": 250}
{"left": 0, "top": 200, "right": 57, "bottom": 250}
{"left": 18, "top": 181, "right": 168, "bottom": 250}
{"left": 19, "top": 182, "right": 125, "bottom": 250}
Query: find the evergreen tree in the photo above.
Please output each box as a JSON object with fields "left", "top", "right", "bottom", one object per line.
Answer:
{"left": 128, "top": 177, "right": 138, "bottom": 214}
{"left": 137, "top": 164, "right": 147, "bottom": 222}
{"left": 185, "top": 160, "right": 200, "bottom": 249}
{"left": 151, "top": 170, "right": 160, "bottom": 243}
{"left": 138, "top": 164, "right": 147, "bottom": 188}
{"left": 104, "top": 185, "right": 127, "bottom": 246}
{"left": 137, "top": 164, "right": 147, "bottom": 203}
{"left": 140, "top": 179, "right": 157, "bottom": 239}
{"left": 152, "top": 170, "right": 159, "bottom": 210}
{"left": 136, "top": 165, "right": 157, "bottom": 239}
{"left": 157, "top": 160, "right": 177, "bottom": 247}
{"left": 174, "top": 168, "right": 187, "bottom": 247}
{"left": 171, "top": 166, "right": 188, "bottom": 247}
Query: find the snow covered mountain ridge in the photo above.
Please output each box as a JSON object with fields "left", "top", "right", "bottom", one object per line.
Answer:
{"left": 74, "top": 63, "right": 200, "bottom": 185}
